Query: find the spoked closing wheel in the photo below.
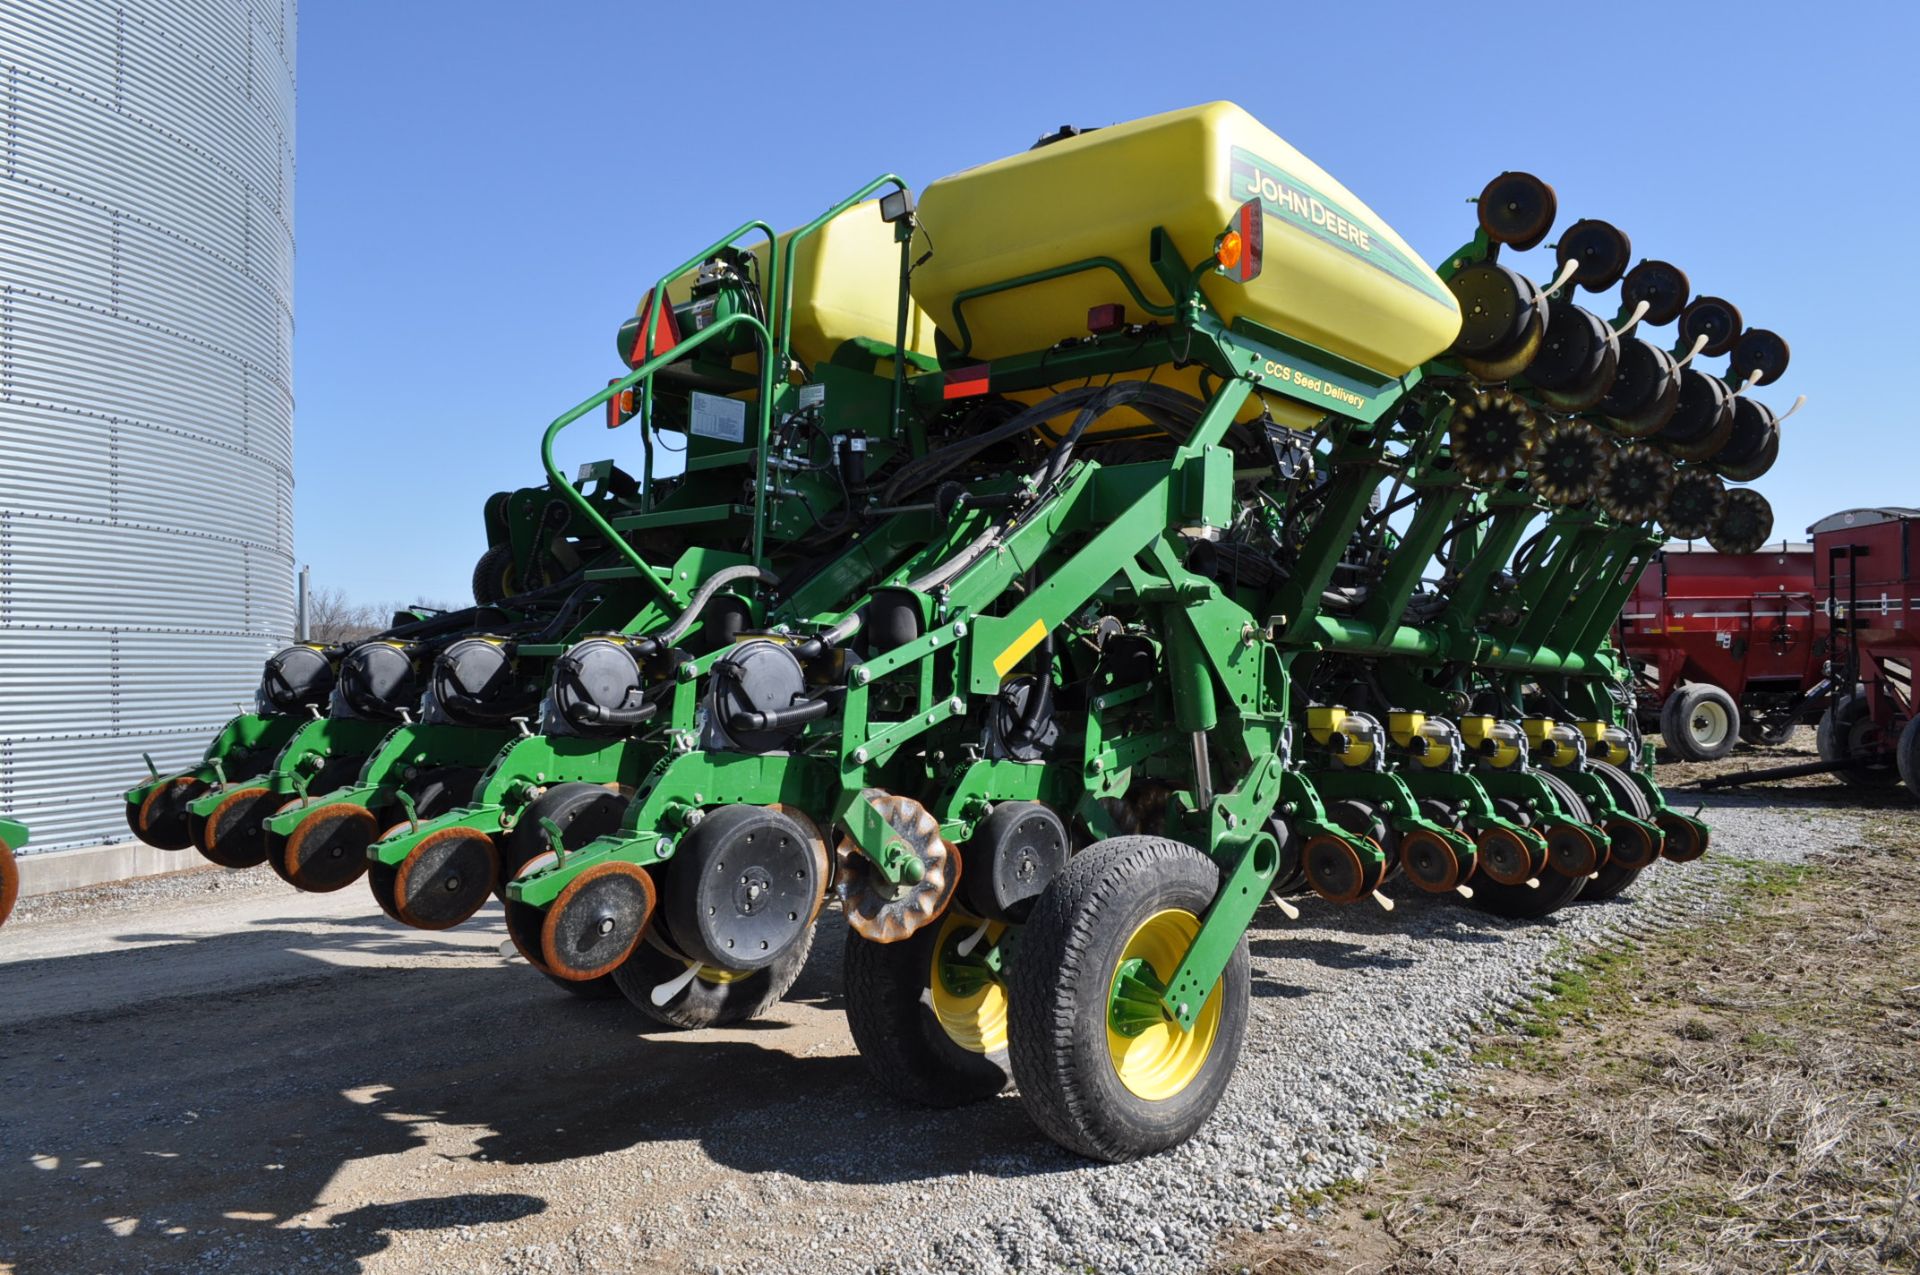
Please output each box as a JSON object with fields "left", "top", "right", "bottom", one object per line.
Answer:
{"left": 1007, "top": 836, "right": 1250, "bottom": 1162}
{"left": 845, "top": 909, "right": 1012, "bottom": 1107}
{"left": 129, "top": 774, "right": 207, "bottom": 851}
{"left": 1450, "top": 390, "right": 1535, "bottom": 483}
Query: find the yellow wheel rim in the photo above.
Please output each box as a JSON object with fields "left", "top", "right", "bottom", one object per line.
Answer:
{"left": 928, "top": 911, "right": 1008, "bottom": 1055}
{"left": 695, "top": 965, "right": 750, "bottom": 986}
{"left": 1106, "top": 909, "right": 1221, "bottom": 1101}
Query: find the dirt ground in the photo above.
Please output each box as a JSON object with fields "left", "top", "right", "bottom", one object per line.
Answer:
{"left": 1220, "top": 762, "right": 1920, "bottom": 1274}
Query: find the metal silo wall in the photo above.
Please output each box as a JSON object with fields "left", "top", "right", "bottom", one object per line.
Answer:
{"left": 0, "top": 0, "right": 296, "bottom": 851}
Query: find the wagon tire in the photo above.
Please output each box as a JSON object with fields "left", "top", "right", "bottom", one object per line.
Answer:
{"left": 1661, "top": 683, "right": 1738, "bottom": 762}
{"left": 1817, "top": 692, "right": 1901, "bottom": 789}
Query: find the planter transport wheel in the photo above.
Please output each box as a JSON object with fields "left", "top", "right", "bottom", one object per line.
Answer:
{"left": 1007, "top": 836, "right": 1250, "bottom": 1162}
{"left": 845, "top": 909, "right": 1013, "bottom": 1107}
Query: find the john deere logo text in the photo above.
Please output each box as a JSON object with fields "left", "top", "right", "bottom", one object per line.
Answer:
{"left": 1228, "top": 147, "right": 1452, "bottom": 307}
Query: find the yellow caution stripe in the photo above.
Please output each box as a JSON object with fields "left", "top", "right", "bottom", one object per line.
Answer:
{"left": 992, "top": 619, "right": 1050, "bottom": 678}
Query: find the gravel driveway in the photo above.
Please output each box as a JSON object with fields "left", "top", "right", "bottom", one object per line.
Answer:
{"left": 0, "top": 790, "right": 1866, "bottom": 1274}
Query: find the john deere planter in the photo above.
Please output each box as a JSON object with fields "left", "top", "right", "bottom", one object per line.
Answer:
{"left": 122, "top": 101, "right": 1796, "bottom": 1159}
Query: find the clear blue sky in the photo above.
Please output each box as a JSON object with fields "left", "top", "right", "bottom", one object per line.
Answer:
{"left": 295, "top": 1, "right": 1919, "bottom": 607}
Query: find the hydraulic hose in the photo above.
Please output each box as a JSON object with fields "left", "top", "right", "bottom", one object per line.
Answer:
{"left": 634, "top": 564, "right": 780, "bottom": 656}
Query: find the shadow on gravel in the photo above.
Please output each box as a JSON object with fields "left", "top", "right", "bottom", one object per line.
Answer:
{"left": 0, "top": 915, "right": 1069, "bottom": 1274}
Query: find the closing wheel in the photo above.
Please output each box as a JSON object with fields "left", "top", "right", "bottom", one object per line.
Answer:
{"left": 1656, "top": 814, "right": 1708, "bottom": 862}
{"left": 609, "top": 918, "right": 816, "bottom": 1030}
{"left": 1450, "top": 390, "right": 1536, "bottom": 483}
{"left": 1660, "top": 468, "right": 1728, "bottom": 541}
{"left": 1556, "top": 219, "right": 1632, "bottom": 291}
{"left": 1477, "top": 171, "right": 1557, "bottom": 250}
{"left": 1301, "top": 832, "right": 1386, "bottom": 903}
{"left": 1598, "top": 444, "right": 1675, "bottom": 524}
{"left": 130, "top": 774, "right": 207, "bottom": 851}
{"left": 1620, "top": 259, "right": 1691, "bottom": 327}
{"left": 1536, "top": 773, "right": 1607, "bottom": 878}
{"left": 1678, "top": 296, "right": 1743, "bottom": 358}
{"left": 1398, "top": 828, "right": 1466, "bottom": 893}
{"left": 279, "top": 801, "right": 377, "bottom": 893}
{"left": 1528, "top": 420, "right": 1608, "bottom": 506}
{"left": 1817, "top": 692, "right": 1901, "bottom": 789}
{"left": 1473, "top": 825, "right": 1536, "bottom": 887}
{"left": 1729, "top": 328, "right": 1790, "bottom": 387}
{"left": 392, "top": 827, "right": 499, "bottom": 930}
{"left": 845, "top": 909, "right": 1012, "bottom": 1108}
{"left": 541, "top": 861, "right": 656, "bottom": 981}
{"left": 1582, "top": 760, "right": 1654, "bottom": 901}
{"left": 0, "top": 837, "right": 18, "bottom": 927}
{"left": 835, "top": 793, "right": 960, "bottom": 944}
{"left": 1707, "top": 488, "right": 1774, "bottom": 556}
{"left": 192, "top": 786, "right": 279, "bottom": 869}
{"left": 1662, "top": 683, "right": 1739, "bottom": 762}
{"left": 1007, "top": 836, "right": 1250, "bottom": 1162}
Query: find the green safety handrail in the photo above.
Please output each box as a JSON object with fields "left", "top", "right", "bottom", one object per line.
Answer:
{"left": 541, "top": 307, "right": 775, "bottom": 610}
{"left": 775, "top": 174, "right": 910, "bottom": 374}
{"left": 948, "top": 256, "right": 1180, "bottom": 360}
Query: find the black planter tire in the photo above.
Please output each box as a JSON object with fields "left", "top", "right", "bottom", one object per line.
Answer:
{"left": 1006, "top": 836, "right": 1249, "bottom": 1163}
{"left": 609, "top": 920, "right": 816, "bottom": 1030}
{"left": 844, "top": 910, "right": 1012, "bottom": 1108}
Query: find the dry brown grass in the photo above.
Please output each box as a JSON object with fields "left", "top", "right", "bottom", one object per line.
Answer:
{"left": 1221, "top": 826, "right": 1920, "bottom": 1275}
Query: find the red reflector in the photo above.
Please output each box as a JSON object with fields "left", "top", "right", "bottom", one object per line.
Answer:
{"left": 628, "top": 288, "right": 680, "bottom": 365}
{"left": 943, "top": 364, "right": 991, "bottom": 400}
{"left": 605, "top": 381, "right": 636, "bottom": 429}
{"left": 1234, "top": 197, "right": 1263, "bottom": 283}
{"left": 1087, "top": 303, "right": 1126, "bottom": 335}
